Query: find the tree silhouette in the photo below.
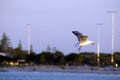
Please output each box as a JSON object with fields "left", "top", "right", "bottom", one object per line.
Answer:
{"left": 54, "top": 51, "right": 65, "bottom": 65}
{"left": 0, "top": 33, "right": 120, "bottom": 67}
{"left": 0, "top": 32, "right": 11, "bottom": 53}
{"left": 46, "top": 44, "right": 51, "bottom": 52}
{"left": 15, "top": 40, "right": 25, "bottom": 59}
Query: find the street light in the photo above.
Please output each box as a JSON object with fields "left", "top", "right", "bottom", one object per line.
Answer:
{"left": 28, "top": 24, "right": 31, "bottom": 55}
{"left": 96, "top": 23, "right": 103, "bottom": 66}
{"left": 107, "top": 11, "right": 117, "bottom": 64}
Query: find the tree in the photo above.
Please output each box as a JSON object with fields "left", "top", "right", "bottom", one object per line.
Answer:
{"left": 66, "top": 53, "right": 78, "bottom": 65}
{"left": 15, "top": 40, "right": 25, "bottom": 59}
{"left": 0, "top": 33, "right": 11, "bottom": 53}
{"left": 80, "top": 52, "right": 97, "bottom": 66}
{"left": 75, "top": 54, "right": 83, "bottom": 65}
{"left": 100, "top": 53, "right": 111, "bottom": 67}
{"left": 52, "top": 47, "right": 57, "bottom": 53}
{"left": 54, "top": 51, "right": 65, "bottom": 65}
{"left": 114, "top": 52, "right": 120, "bottom": 65}
{"left": 39, "top": 52, "right": 54, "bottom": 65}
{"left": 18, "top": 40, "right": 22, "bottom": 50}
{"left": 25, "top": 52, "right": 36, "bottom": 63}
{"left": 46, "top": 44, "right": 51, "bottom": 52}
{"left": 39, "top": 53, "right": 46, "bottom": 64}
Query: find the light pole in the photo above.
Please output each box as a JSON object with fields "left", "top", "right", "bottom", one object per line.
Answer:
{"left": 96, "top": 23, "right": 103, "bottom": 66}
{"left": 111, "top": 13, "right": 114, "bottom": 64}
{"left": 28, "top": 24, "right": 31, "bottom": 55}
{"left": 97, "top": 30, "right": 100, "bottom": 66}
{"left": 107, "top": 11, "right": 116, "bottom": 64}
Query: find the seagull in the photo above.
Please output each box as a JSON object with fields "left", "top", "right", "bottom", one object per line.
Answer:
{"left": 72, "top": 31, "right": 95, "bottom": 51}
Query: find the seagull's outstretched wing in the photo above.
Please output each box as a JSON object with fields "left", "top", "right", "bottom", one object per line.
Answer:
{"left": 72, "top": 31, "right": 83, "bottom": 41}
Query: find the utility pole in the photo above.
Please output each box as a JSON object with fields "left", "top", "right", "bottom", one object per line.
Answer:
{"left": 111, "top": 13, "right": 114, "bottom": 64}
{"left": 107, "top": 11, "right": 116, "bottom": 64}
{"left": 97, "top": 30, "right": 100, "bottom": 66}
{"left": 96, "top": 23, "right": 103, "bottom": 66}
{"left": 28, "top": 24, "right": 31, "bottom": 55}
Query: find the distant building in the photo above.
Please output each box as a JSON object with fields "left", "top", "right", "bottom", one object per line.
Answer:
{"left": 0, "top": 52, "right": 7, "bottom": 56}
{"left": 17, "top": 60, "right": 26, "bottom": 66}
{"left": 0, "top": 52, "right": 13, "bottom": 58}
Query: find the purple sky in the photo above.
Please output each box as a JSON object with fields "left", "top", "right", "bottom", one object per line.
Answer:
{"left": 0, "top": 0, "right": 120, "bottom": 54}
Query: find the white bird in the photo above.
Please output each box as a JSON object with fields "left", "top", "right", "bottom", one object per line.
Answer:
{"left": 72, "top": 31, "right": 95, "bottom": 51}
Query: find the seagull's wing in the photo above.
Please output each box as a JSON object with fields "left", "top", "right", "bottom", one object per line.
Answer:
{"left": 72, "top": 31, "right": 83, "bottom": 41}
{"left": 80, "top": 35, "right": 88, "bottom": 43}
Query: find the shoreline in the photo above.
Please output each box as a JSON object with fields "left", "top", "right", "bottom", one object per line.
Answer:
{"left": 0, "top": 66, "right": 120, "bottom": 74}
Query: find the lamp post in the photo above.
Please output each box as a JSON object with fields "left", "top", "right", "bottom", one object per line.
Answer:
{"left": 97, "top": 30, "right": 100, "bottom": 66}
{"left": 96, "top": 23, "right": 103, "bottom": 66}
{"left": 107, "top": 11, "right": 116, "bottom": 64}
{"left": 111, "top": 13, "right": 114, "bottom": 64}
{"left": 28, "top": 24, "right": 31, "bottom": 55}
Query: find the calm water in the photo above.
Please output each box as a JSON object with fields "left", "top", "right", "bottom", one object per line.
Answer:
{"left": 0, "top": 72, "right": 120, "bottom": 80}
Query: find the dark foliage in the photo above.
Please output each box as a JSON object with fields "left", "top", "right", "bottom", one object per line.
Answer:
{"left": 0, "top": 33, "right": 120, "bottom": 67}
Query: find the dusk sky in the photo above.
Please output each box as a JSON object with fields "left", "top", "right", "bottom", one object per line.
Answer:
{"left": 0, "top": 0, "right": 120, "bottom": 54}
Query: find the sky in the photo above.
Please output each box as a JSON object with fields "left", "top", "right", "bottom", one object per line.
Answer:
{"left": 0, "top": 0, "right": 120, "bottom": 54}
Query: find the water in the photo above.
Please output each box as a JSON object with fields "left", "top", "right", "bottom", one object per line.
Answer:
{"left": 0, "top": 72, "right": 120, "bottom": 80}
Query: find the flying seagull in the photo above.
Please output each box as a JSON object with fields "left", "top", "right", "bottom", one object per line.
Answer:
{"left": 72, "top": 31, "right": 95, "bottom": 51}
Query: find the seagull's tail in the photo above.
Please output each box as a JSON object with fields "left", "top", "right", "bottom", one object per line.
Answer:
{"left": 74, "top": 42, "right": 80, "bottom": 47}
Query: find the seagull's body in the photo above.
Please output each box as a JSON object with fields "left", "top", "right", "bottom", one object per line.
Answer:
{"left": 72, "top": 31, "right": 95, "bottom": 51}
